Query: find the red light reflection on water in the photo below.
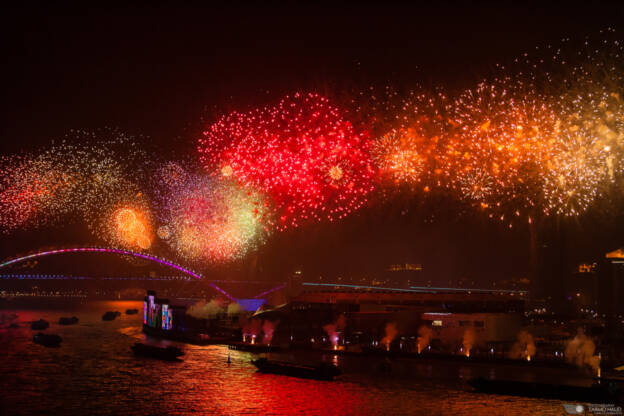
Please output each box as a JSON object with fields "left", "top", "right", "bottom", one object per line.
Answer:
{"left": 0, "top": 302, "right": 587, "bottom": 416}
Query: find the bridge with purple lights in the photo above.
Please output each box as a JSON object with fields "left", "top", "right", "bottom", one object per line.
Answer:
{"left": 0, "top": 247, "right": 236, "bottom": 301}
{"left": 0, "top": 247, "right": 293, "bottom": 301}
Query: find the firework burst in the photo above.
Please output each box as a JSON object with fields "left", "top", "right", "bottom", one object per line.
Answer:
{"left": 0, "top": 130, "right": 155, "bottom": 249}
{"left": 98, "top": 202, "right": 154, "bottom": 250}
{"left": 367, "top": 89, "right": 456, "bottom": 192}
{"left": 504, "top": 29, "right": 624, "bottom": 216}
{"left": 157, "top": 172, "right": 268, "bottom": 263}
{"left": 198, "top": 92, "right": 376, "bottom": 230}
{"left": 448, "top": 80, "right": 558, "bottom": 217}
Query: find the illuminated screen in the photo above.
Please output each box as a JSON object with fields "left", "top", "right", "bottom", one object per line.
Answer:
{"left": 161, "top": 304, "right": 173, "bottom": 330}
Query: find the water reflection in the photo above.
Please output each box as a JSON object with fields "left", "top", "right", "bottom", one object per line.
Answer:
{"left": 0, "top": 301, "right": 576, "bottom": 415}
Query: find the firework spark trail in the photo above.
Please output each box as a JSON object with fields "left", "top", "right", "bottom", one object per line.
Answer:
{"left": 0, "top": 130, "right": 155, "bottom": 250}
{"left": 199, "top": 92, "right": 376, "bottom": 230}
{"left": 365, "top": 88, "right": 457, "bottom": 194}
{"left": 363, "top": 31, "right": 624, "bottom": 224}
{"left": 497, "top": 28, "right": 624, "bottom": 218}
{"left": 448, "top": 80, "right": 559, "bottom": 219}
{"left": 156, "top": 170, "right": 268, "bottom": 263}
{"left": 98, "top": 202, "right": 154, "bottom": 251}
{"left": 1, "top": 32, "right": 624, "bottom": 263}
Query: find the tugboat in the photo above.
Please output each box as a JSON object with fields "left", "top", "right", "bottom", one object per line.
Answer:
{"left": 58, "top": 316, "right": 79, "bottom": 325}
{"left": 468, "top": 377, "right": 622, "bottom": 403}
{"left": 125, "top": 309, "right": 139, "bottom": 315}
{"left": 102, "top": 311, "right": 121, "bottom": 321}
{"left": 131, "top": 343, "right": 184, "bottom": 361}
{"left": 33, "top": 332, "right": 62, "bottom": 347}
{"left": 251, "top": 358, "right": 341, "bottom": 381}
{"left": 30, "top": 319, "right": 49, "bottom": 330}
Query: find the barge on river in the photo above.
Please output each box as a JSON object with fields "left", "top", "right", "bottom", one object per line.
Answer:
{"left": 468, "top": 377, "right": 623, "bottom": 404}
{"left": 251, "top": 358, "right": 341, "bottom": 381}
{"left": 131, "top": 342, "right": 184, "bottom": 361}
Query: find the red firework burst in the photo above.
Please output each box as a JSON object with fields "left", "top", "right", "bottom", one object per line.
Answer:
{"left": 198, "top": 93, "right": 375, "bottom": 230}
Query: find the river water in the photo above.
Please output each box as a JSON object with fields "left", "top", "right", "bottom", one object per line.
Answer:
{"left": 0, "top": 301, "right": 592, "bottom": 415}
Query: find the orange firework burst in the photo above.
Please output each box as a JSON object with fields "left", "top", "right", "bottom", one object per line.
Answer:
{"left": 114, "top": 207, "right": 152, "bottom": 250}
{"left": 372, "top": 129, "right": 428, "bottom": 184}
{"left": 449, "top": 80, "right": 561, "bottom": 218}
{"left": 368, "top": 89, "right": 457, "bottom": 192}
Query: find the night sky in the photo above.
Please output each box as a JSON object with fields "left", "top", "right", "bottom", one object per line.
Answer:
{"left": 1, "top": 2, "right": 624, "bottom": 285}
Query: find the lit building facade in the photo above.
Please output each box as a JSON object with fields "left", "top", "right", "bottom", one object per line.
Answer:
{"left": 144, "top": 290, "right": 174, "bottom": 331}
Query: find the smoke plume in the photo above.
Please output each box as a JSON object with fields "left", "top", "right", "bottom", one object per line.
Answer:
{"left": 323, "top": 314, "right": 346, "bottom": 348}
{"left": 262, "top": 320, "right": 280, "bottom": 345}
{"left": 417, "top": 325, "right": 433, "bottom": 353}
{"left": 241, "top": 318, "right": 262, "bottom": 343}
{"left": 565, "top": 328, "right": 601, "bottom": 374}
{"left": 381, "top": 322, "right": 398, "bottom": 351}
{"left": 509, "top": 330, "right": 536, "bottom": 360}
{"left": 462, "top": 328, "right": 476, "bottom": 356}
{"left": 227, "top": 303, "right": 243, "bottom": 315}
{"left": 186, "top": 299, "right": 224, "bottom": 319}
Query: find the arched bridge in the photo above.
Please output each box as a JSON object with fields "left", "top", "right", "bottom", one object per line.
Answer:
{"left": 0, "top": 246, "right": 235, "bottom": 301}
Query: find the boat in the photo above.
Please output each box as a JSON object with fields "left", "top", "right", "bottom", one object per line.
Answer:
{"left": 228, "top": 342, "right": 282, "bottom": 352}
{"left": 251, "top": 358, "right": 341, "bottom": 381}
{"left": 125, "top": 309, "right": 139, "bottom": 315}
{"left": 33, "top": 332, "right": 62, "bottom": 347}
{"left": 58, "top": 316, "right": 79, "bottom": 325}
{"left": 468, "top": 377, "right": 622, "bottom": 404}
{"left": 102, "top": 311, "right": 121, "bottom": 321}
{"left": 141, "top": 324, "right": 232, "bottom": 345}
{"left": 131, "top": 342, "right": 184, "bottom": 361}
{"left": 30, "top": 319, "right": 49, "bottom": 330}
